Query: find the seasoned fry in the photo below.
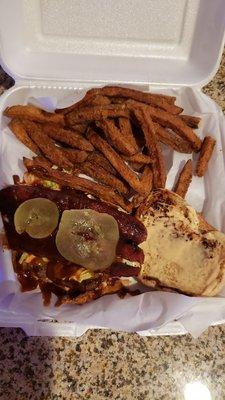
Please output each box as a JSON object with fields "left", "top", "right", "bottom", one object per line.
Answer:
{"left": 4, "top": 105, "right": 65, "bottom": 126}
{"left": 128, "top": 162, "right": 145, "bottom": 172}
{"left": 96, "top": 119, "right": 137, "bottom": 156}
{"left": 87, "top": 129, "right": 145, "bottom": 195}
{"left": 154, "top": 123, "right": 193, "bottom": 153}
{"left": 174, "top": 159, "right": 193, "bottom": 198}
{"left": 65, "top": 104, "right": 129, "bottom": 126}
{"left": 61, "top": 149, "right": 88, "bottom": 164}
{"left": 82, "top": 161, "right": 129, "bottom": 195}
{"left": 87, "top": 151, "right": 117, "bottom": 175}
{"left": 42, "top": 123, "right": 94, "bottom": 151}
{"left": 71, "top": 123, "right": 88, "bottom": 134}
{"left": 196, "top": 136, "right": 216, "bottom": 177}
{"left": 8, "top": 119, "right": 41, "bottom": 155}
{"left": 180, "top": 115, "right": 201, "bottom": 129}
{"left": 122, "top": 153, "right": 153, "bottom": 164}
{"left": 23, "top": 120, "right": 73, "bottom": 169}
{"left": 23, "top": 157, "right": 131, "bottom": 211}
{"left": 127, "top": 100, "right": 202, "bottom": 151}
{"left": 86, "top": 86, "right": 182, "bottom": 114}
{"left": 118, "top": 117, "right": 139, "bottom": 153}
{"left": 132, "top": 166, "right": 153, "bottom": 207}
{"left": 133, "top": 107, "right": 166, "bottom": 188}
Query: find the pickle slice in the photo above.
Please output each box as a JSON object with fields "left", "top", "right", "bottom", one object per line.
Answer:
{"left": 56, "top": 209, "right": 119, "bottom": 271}
{"left": 14, "top": 198, "right": 59, "bottom": 239}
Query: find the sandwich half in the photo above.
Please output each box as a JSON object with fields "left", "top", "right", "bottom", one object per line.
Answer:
{"left": 137, "top": 189, "right": 225, "bottom": 297}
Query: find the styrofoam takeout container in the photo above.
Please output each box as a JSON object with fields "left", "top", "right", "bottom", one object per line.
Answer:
{"left": 0, "top": 0, "right": 224, "bottom": 337}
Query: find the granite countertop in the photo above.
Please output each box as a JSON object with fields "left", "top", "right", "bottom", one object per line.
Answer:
{"left": 0, "top": 51, "right": 224, "bottom": 400}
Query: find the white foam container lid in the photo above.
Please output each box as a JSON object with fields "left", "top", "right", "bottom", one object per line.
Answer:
{"left": 0, "top": 0, "right": 224, "bottom": 87}
{"left": 0, "top": 0, "right": 225, "bottom": 337}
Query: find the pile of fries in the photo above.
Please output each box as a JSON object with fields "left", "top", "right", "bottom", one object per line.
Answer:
{"left": 4, "top": 86, "right": 216, "bottom": 212}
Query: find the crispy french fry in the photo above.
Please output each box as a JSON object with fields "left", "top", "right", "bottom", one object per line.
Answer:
{"left": 82, "top": 161, "right": 129, "bottom": 195}
{"left": 87, "top": 129, "right": 146, "bottom": 195}
{"left": 132, "top": 166, "right": 153, "bottom": 207}
{"left": 62, "top": 149, "right": 88, "bottom": 164}
{"left": 174, "top": 159, "right": 193, "bottom": 198}
{"left": 87, "top": 151, "right": 117, "bottom": 175}
{"left": 86, "top": 86, "right": 182, "bottom": 114}
{"left": 128, "top": 162, "right": 145, "bottom": 172}
{"left": 23, "top": 157, "right": 131, "bottom": 211}
{"left": 96, "top": 119, "right": 137, "bottom": 156}
{"left": 8, "top": 119, "right": 41, "bottom": 155}
{"left": 196, "top": 136, "right": 216, "bottom": 177}
{"left": 4, "top": 105, "right": 65, "bottom": 126}
{"left": 65, "top": 104, "right": 129, "bottom": 126}
{"left": 71, "top": 123, "right": 88, "bottom": 134}
{"left": 133, "top": 107, "right": 166, "bottom": 188}
{"left": 127, "top": 100, "right": 202, "bottom": 152}
{"left": 118, "top": 117, "right": 139, "bottom": 153}
{"left": 42, "top": 123, "right": 94, "bottom": 151}
{"left": 154, "top": 123, "right": 193, "bottom": 153}
{"left": 122, "top": 153, "right": 153, "bottom": 164}
{"left": 22, "top": 120, "right": 73, "bottom": 169}
{"left": 180, "top": 115, "right": 201, "bottom": 129}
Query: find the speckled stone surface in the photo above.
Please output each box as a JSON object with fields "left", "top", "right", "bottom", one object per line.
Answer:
{"left": 0, "top": 51, "right": 224, "bottom": 400}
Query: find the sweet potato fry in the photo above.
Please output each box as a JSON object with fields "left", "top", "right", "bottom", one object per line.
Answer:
{"left": 61, "top": 149, "right": 88, "bottom": 164}
{"left": 128, "top": 162, "right": 145, "bottom": 172}
{"left": 127, "top": 100, "right": 202, "bottom": 151}
{"left": 133, "top": 107, "right": 166, "bottom": 188}
{"left": 174, "top": 159, "right": 193, "bottom": 198}
{"left": 82, "top": 161, "right": 129, "bottom": 195}
{"left": 87, "top": 151, "right": 117, "bottom": 175}
{"left": 132, "top": 166, "right": 153, "bottom": 207}
{"left": 118, "top": 117, "right": 139, "bottom": 153}
{"left": 122, "top": 153, "right": 153, "bottom": 164}
{"left": 71, "top": 123, "right": 88, "bottom": 134}
{"left": 87, "top": 129, "right": 145, "bottom": 195}
{"left": 196, "top": 136, "right": 216, "bottom": 177}
{"left": 22, "top": 120, "right": 73, "bottom": 169}
{"left": 8, "top": 119, "right": 41, "bottom": 155}
{"left": 154, "top": 123, "right": 193, "bottom": 153}
{"left": 42, "top": 123, "right": 94, "bottom": 151}
{"left": 180, "top": 115, "right": 201, "bottom": 129}
{"left": 4, "top": 105, "right": 65, "bottom": 126}
{"left": 23, "top": 157, "right": 131, "bottom": 211}
{"left": 96, "top": 119, "right": 137, "bottom": 156}
{"left": 86, "top": 86, "right": 182, "bottom": 114}
{"left": 65, "top": 104, "right": 129, "bottom": 126}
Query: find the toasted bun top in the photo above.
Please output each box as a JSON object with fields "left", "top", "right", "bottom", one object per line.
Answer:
{"left": 138, "top": 189, "right": 225, "bottom": 297}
